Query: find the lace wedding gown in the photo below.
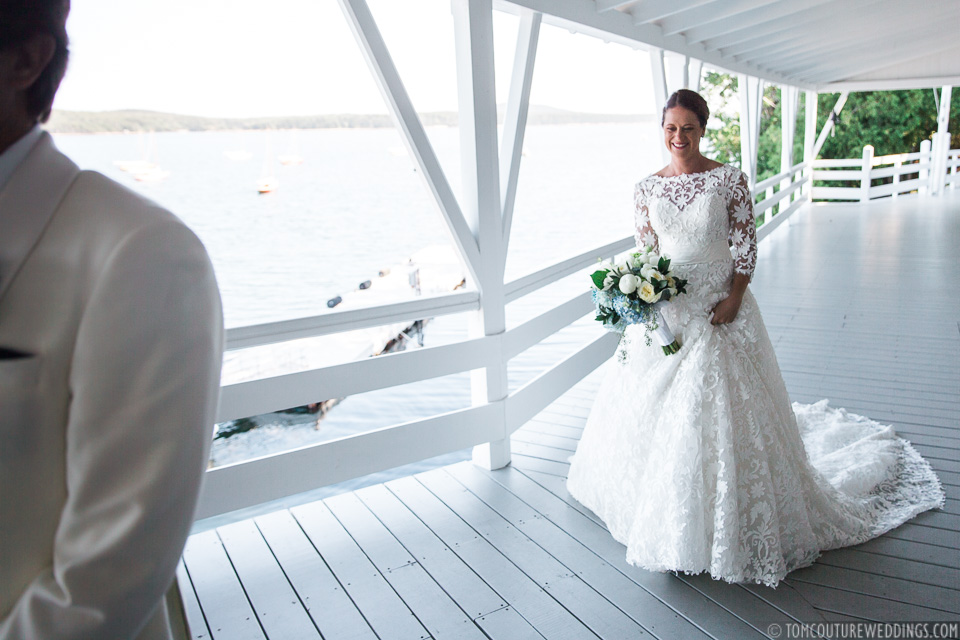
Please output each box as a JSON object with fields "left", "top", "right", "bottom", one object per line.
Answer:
{"left": 566, "top": 164, "right": 944, "bottom": 587}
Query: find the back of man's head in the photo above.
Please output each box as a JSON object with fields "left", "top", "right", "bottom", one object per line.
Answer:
{"left": 0, "top": 0, "right": 70, "bottom": 123}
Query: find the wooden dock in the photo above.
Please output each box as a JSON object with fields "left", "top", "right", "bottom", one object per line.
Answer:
{"left": 178, "top": 192, "right": 960, "bottom": 639}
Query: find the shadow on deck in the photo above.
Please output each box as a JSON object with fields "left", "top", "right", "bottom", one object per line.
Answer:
{"left": 178, "top": 192, "right": 960, "bottom": 639}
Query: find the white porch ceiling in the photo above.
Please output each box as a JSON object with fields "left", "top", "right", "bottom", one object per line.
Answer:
{"left": 498, "top": 0, "right": 960, "bottom": 91}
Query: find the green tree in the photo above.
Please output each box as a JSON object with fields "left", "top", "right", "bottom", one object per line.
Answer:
{"left": 698, "top": 73, "right": 958, "bottom": 183}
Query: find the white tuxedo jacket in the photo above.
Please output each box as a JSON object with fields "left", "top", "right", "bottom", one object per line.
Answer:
{"left": 0, "top": 133, "right": 223, "bottom": 639}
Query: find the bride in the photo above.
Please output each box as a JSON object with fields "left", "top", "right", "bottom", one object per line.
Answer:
{"left": 566, "top": 89, "right": 944, "bottom": 587}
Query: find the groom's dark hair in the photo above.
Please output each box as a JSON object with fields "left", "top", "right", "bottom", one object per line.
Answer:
{"left": 662, "top": 89, "right": 710, "bottom": 129}
{"left": 0, "top": 0, "right": 70, "bottom": 123}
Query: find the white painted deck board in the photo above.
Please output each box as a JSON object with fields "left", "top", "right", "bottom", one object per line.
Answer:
{"left": 387, "top": 475, "right": 598, "bottom": 640}
{"left": 181, "top": 194, "right": 960, "bottom": 637}
{"left": 254, "top": 510, "right": 379, "bottom": 640}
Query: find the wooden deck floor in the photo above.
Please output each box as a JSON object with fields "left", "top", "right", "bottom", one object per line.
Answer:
{"left": 178, "top": 193, "right": 960, "bottom": 639}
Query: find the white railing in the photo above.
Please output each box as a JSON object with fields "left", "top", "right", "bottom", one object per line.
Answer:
{"left": 198, "top": 237, "right": 631, "bottom": 520}
{"left": 195, "top": 167, "right": 811, "bottom": 523}
{"left": 810, "top": 139, "right": 960, "bottom": 202}
{"left": 946, "top": 148, "right": 960, "bottom": 188}
{"left": 754, "top": 161, "right": 810, "bottom": 241}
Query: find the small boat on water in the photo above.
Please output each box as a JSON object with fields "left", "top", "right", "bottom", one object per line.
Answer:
{"left": 116, "top": 131, "right": 169, "bottom": 182}
{"left": 257, "top": 132, "right": 278, "bottom": 194}
{"left": 257, "top": 176, "right": 278, "bottom": 194}
{"left": 133, "top": 167, "right": 171, "bottom": 182}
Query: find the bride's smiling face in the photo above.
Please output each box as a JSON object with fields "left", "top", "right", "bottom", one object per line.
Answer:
{"left": 662, "top": 107, "right": 704, "bottom": 159}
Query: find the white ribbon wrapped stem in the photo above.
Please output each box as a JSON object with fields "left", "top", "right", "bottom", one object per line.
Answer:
{"left": 652, "top": 308, "right": 676, "bottom": 347}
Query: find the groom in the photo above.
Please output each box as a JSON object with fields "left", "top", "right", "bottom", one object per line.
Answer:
{"left": 0, "top": 1, "right": 224, "bottom": 638}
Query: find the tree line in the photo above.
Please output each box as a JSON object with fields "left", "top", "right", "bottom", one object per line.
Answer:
{"left": 699, "top": 72, "right": 960, "bottom": 183}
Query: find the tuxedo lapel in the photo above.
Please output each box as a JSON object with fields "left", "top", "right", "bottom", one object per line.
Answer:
{"left": 0, "top": 132, "right": 80, "bottom": 302}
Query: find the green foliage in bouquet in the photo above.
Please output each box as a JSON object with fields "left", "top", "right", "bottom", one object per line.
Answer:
{"left": 589, "top": 247, "right": 688, "bottom": 332}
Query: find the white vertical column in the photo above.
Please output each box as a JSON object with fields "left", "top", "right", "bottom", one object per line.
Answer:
{"left": 649, "top": 47, "right": 669, "bottom": 165}
{"left": 780, "top": 85, "right": 799, "bottom": 202}
{"left": 664, "top": 51, "right": 687, "bottom": 94}
{"left": 919, "top": 139, "right": 932, "bottom": 195}
{"left": 739, "top": 74, "right": 763, "bottom": 188}
{"left": 688, "top": 58, "right": 703, "bottom": 92}
{"left": 803, "top": 90, "right": 818, "bottom": 198}
{"left": 932, "top": 86, "right": 952, "bottom": 195}
{"left": 452, "top": 0, "right": 510, "bottom": 470}
{"left": 860, "top": 145, "right": 874, "bottom": 203}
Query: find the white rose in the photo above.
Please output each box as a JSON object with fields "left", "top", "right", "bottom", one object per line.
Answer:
{"left": 638, "top": 281, "right": 661, "bottom": 303}
{"left": 640, "top": 264, "right": 662, "bottom": 280}
{"left": 602, "top": 273, "right": 616, "bottom": 291}
{"left": 618, "top": 274, "right": 638, "bottom": 294}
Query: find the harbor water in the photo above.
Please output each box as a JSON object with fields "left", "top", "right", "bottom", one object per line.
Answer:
{"left": 53, "top": 123, "right": 660, "bottom": 508}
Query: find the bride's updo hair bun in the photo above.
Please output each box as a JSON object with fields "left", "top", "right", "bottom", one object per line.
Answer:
{"left": 662, "top": 89, "right": 709, "bottom": 129}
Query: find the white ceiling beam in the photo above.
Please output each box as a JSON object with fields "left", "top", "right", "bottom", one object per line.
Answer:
{"left": 724, "top": 0, "right": 886, "bottom": 61}
{"left": 742, "top": 31, "right": 922, "bottom": 72}
{"left": 706, "top": 21, "right": 805, "bottom": 54}
{"left": 734, "top": 35, "right": 825, "bottom": 67}
{"left": 710, "top": 0, "right": 881, "bottom": 57}
{"left": 807, "top": 36, "right": 960, "bottom": 85}
{"left": 629, "top": 0, "right": 717, "bottom": 25}
{"left": 781, "top": 23, "right": 959, "bottom": 79}
{"left": 684, "top": 0, "right": 834, "bottom": 45}
{"left": 821, "top": 75, "right": 960, "bottom": 93}
{"left": 700, "top": 0, "right": 875, "bottom": 54}
{"left": 739, "top": 12, "right": 935, "bottom": 69}
{"left": 500, "top": 0, "right": 815, "bottom": 89}
{"left": 659, "top": 0, "right": 779, "bottom": 38}
{"left": 596, "top": 0, "right": 635, "bottom": 13}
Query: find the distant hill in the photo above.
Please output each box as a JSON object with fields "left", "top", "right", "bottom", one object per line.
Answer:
{"left": 46, "top": 106, "right": 654, "bottom": 134}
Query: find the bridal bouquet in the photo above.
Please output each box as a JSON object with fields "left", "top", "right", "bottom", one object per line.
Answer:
{"left": 590, "top": 247, "right": 688, "bottom": 355}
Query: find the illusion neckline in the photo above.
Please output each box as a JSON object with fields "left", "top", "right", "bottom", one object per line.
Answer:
{"left": 649, "top": 164, "right": 727, "bottom": 180}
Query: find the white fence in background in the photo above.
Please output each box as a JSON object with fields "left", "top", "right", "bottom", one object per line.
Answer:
{"left": 812, "top": 140, "right": 959, "bottom": 202}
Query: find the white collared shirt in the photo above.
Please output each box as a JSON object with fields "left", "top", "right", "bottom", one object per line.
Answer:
{"left": 0, "top": 125, "right": 43, "bottom": 193}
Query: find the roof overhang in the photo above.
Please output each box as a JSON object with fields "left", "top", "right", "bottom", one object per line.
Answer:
{"left": 496, "top": 0, "right": 960, "bottom": 92}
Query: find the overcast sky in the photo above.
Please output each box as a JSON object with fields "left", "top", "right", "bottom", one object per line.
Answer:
{"left": 53, "top": 0, "right": 657, "bottom": 118}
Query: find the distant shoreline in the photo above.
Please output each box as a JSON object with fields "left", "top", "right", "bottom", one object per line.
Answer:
{"left": 46, "top": 107, "right": 655, "bottom": 134}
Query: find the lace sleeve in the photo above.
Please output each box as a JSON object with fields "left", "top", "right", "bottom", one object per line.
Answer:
{"left": 634, "top": 181, "right": 659, "bottom": 252}
{"left": 728, "top": 171, "right": 757, "bottom": 278}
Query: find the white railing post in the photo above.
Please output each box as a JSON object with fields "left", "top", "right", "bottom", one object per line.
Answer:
{"left": 892, "top": 157, "right": 901, "bottom": 198}
{"left": 802, "top": 91, "right": 818, "bottom": 199}
{"left": 950, "top": 152, "right": 960, "bottom": 189}
{"left": 860, "top": 145, "right": 874, "bottom": 202}
{"left": 781, "top": 85, "right": 798, "bottom": 198}
{"left": 739, "top": 74, "right": 763, "bottom": 188}
{"left": 932, "top": 86, "right": 952, "bottom": 195}
{"left": 919, "top": 139, "right": 932, "bottom": 195}
{"left": 452, "top": 0, "right": 510, "bottom": 471}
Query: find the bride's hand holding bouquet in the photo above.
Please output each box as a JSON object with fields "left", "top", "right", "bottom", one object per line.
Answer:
{"left": 589, "top": 246, "right": 688, "bottom": 355}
